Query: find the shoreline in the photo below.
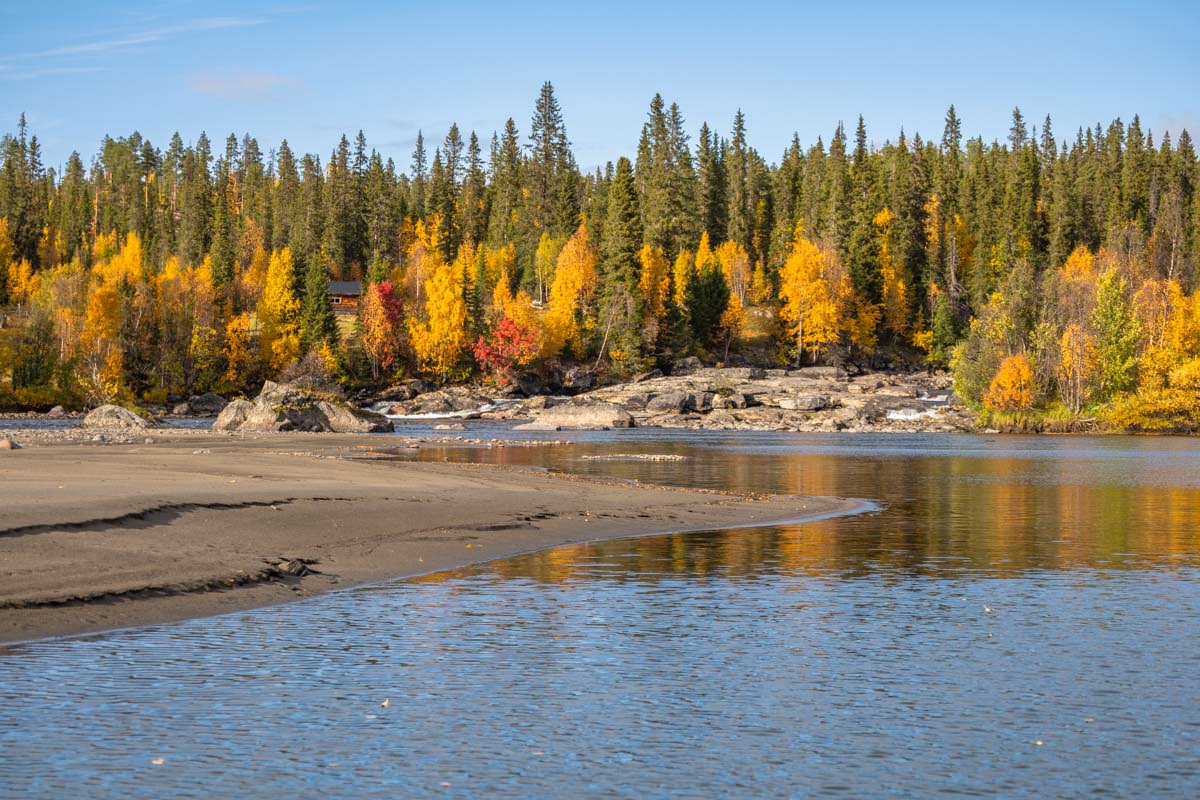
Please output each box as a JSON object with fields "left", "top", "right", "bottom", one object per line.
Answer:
{"left": 0, "top": 432, "right": 862, "bottom": 644}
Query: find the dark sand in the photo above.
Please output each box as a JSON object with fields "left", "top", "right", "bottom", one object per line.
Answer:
{"left": 0, "top": 433, "right": 859, "bottom": 643}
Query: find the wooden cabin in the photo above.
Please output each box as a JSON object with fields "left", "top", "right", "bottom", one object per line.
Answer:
{"left": 326, "top": 280, "right": 362, "bottom": 314}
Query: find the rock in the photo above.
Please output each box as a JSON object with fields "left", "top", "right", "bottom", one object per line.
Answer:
{"left": 46, "top": 405, "right": 65, "bottom": 418}
{"left": 514, "top": 373, "right": 545, "bottom": 397}
{"left": 622, "top": 392, "right": 651, "bottom": 410}
{"left": 212, "top": 399, "right": 254, "bottom": 431}
{"left": 778, "top": 394, "right": 830, "bottom": 412}
{"left": 786, "top": 366, "right": 843, "bottom": 379}
{"left": 672, "top": 356, "right": 704, "bottom": 375}
{"left": 717, "top": 367, "right": 766, "bottom": 380}
{"left": 82, "top": 405, "right": 151, "bottom": 430}
{"left": 712, "top": 392, "right": 754, "bottom": 410}
{"left": 688, "top": 392, "right": 714, "bottom": 412}
{"left": 521, "top": 395, "right": 561, "bottom": 411}
{"left": 0, "top": 439, "right": 20, "bottom": 450}
{"left": 187, "top": 392, "right": 228, "bottom": 416}
{"left": 647, "top": 391, "right": 694, "bottom": 413}
{"left": 561, "top": 367, "right": 597, "bottom": 393}
{"left": 373, "top": 379, "right": 429, "bottom": 403}
{"left": 515, "top": 401, "right": 635, "bottom": 431}
{"left": 212, "top": 382, "right": 393, "bottom": 433}
{"left": 172, "top": 402, "right": 191, "bottom": 415}
{"left": 433, "top": 422, "right": 466, "bottom": 431}
{"left": 632, "top": 369, "right": 663, "bottom": 383}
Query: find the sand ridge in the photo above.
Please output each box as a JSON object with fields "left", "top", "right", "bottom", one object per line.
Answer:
{"left": 0, "top": 433, "right": 860, "bottom": 643}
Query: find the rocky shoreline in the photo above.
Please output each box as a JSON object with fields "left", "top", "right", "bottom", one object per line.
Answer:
{"left": 490, "top": 366, "right": 972, "bottom": 433}
{"left": 376, "top": 366, "right": 972, "bottom": 433}
{"left": 1, "top": 367, "right": 975, "bottom": 441}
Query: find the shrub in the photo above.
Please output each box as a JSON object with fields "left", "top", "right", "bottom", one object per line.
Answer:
{"left": 983, "top": 354, "right": 1034, "bottom": 411}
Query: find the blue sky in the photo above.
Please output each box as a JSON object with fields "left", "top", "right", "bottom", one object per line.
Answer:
{"left": 2, "top": 1, "right": 1198, "bottom": 172}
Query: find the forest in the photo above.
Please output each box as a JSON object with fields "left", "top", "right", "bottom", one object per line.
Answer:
{"left": 1, "top": 82, "right": 1198, "bottom": 430}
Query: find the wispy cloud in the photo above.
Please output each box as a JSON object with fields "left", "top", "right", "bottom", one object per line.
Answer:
{"left": 0, "top": 65, "right": 108, "bottom": 82}
{"left": 188, "top": 70, "right": 298, "bottom": 99}
{"left": 0, "top": 16, "right": 264, "bottom": 63}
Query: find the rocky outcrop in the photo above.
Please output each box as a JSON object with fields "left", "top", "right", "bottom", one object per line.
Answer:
{"left": 172, "top": 392, "right": 229, "bottom": 416}
{"left": 555, "top": 367, "right": 971, "bottom": 433}
{"left": 514, "top": 400, "right": 635, "bottom": 431}
{"left": 212, "top": 399, "right": 254, "bottom": 431}
{"left": 213, "top": 382, "right": 393, "bottom": 433}
{"left": 82, "top": 405, "right": 152, "bottom": 430}
{"left": 187, "top": 392, "right": 228, "bottom": 416}
{"left": 384, "top": 386, "right": 493, "bottom": 417}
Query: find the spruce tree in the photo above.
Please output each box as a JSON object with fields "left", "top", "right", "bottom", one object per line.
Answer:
{"left": 696, "top": 122, "right": 727, "bottom": 241}
{"left": 410, "top": 131, "right": 428, "bottom": 219}
{"left": 726, "top": 110, "right": 751, "bottom": 250}
{"left": 300, "top": 257, "right": 339, "bottom": 352}
{"left": 598, "top": 157, "right": 643, "bottom": 370}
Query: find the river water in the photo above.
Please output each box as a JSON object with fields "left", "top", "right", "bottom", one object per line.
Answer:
{"left": 2, "top": 429, "right": 1199, "bottom": 798}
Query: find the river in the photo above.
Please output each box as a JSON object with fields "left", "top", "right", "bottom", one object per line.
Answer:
{"left": 2, "top": 429, "right": 1198, "bottom": 798}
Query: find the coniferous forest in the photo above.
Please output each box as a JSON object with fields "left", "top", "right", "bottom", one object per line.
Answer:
{"left": 2, "top": 82, "right": 1199, "bottom": 430}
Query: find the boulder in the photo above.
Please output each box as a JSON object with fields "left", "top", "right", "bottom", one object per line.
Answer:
{"left": 373, "top": 379, "right": 430, "bottom": 403}
{"left": 82, "top": 405, "right": 151, "bottom": 430}
{"left": 672, "top": 356, "right": 704, "bottom": 375}
{"left": 0, "top": 438, "right": 20, "bottom": 450}
{"left": 213, "top": 382, "right": 393, "bottom": 433}
{"left": 514, "top": 373, "right": 546, "bottom": 397}
{"left": 712, "top": 392, "right": 755, "bottom": 410}
{"left": 172, "top": 402, "right": 191, "bottom": 416}
{"left": 778, "top": 394, "right": 830, "bottom": 412}
{"left": 213, "top": 399, "right": 254, "bottom": 431}
{"left": 521, "top": 395, "right": 566, "bottom": 412}
{"left": 394, "top": 387, "right": 492, "bottom": 416}
{"left": 46, "top": 405, "right": 66, "bottom": 418}
{"left": 647, "top": 391, "right": 694, "bottom": 413}
{"left": 515, "top": 401, "right": 635, "bottom": 431}
{"left": 187, "top": 392, "right": 228, "bottom": 416}
{"left": 688, "top": 391, "right": 714, "bottom": 412}
{"left": 561, "top": 367, "right": 597, "bottom": 393}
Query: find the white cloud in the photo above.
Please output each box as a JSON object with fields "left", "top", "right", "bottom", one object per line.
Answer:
{"left": 188, "top": 71, "right": 298, "bottom": 99}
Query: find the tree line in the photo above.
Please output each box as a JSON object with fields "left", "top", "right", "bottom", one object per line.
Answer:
{"left": 2, "top": 82, "right": 1199, "bottom": 429}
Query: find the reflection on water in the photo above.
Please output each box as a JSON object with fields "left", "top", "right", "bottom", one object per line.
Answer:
{"left": 405, "top": 430, "right": 1200, "bottom": 574}
{"left": 2, "top": 431, "right": 1200, "bottom": 798}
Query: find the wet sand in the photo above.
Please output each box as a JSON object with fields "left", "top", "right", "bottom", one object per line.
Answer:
{"left": 0, "top": 433, "right": 859, "bottom": 643}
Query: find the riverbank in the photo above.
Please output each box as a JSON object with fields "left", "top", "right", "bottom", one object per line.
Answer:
{"left": 0, "top": 432, "right": 859, "bottom": 643}
{"left": 480, "top": 366, "right": 975, "bottom": 433}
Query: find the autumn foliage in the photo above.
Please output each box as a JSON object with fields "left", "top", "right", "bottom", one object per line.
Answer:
{"left": 473, "top": 317, "right": 539, "bottom": 387}
{"left": 984, "top": 354, "right": 1035, "bottom": 411}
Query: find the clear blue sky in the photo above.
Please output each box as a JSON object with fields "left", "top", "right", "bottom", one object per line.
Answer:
{"left": 2, "top": 1, "right": 1197, "bottom": 172}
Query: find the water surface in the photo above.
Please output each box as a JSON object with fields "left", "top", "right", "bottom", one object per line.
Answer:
{"left": 2, "top": 431, "right": 1198, "bottom": 798}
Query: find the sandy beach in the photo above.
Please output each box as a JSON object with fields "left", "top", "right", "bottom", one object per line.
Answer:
{"left": 0, "top": 433, "right": 857, "bottom": 643}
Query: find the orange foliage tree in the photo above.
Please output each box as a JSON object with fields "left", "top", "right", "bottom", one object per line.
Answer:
{"left": 984, "top": 354, "right": 1035, "bottom": 411}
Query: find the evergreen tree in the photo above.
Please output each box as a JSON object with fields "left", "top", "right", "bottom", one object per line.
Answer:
{"left": 410, "top": 131, "right": 428, "bottom": 219}
{"left": 598, "top": 157, "right": 643, "bottom": 369}
{"left": 696, "top": 122, "right": 727, "bottom": 241}
{"left": 726, "top": 110, "right": 751, "bottom": 250}
{"left": 300, "top": 257, "right": 338, "bottom": 351}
